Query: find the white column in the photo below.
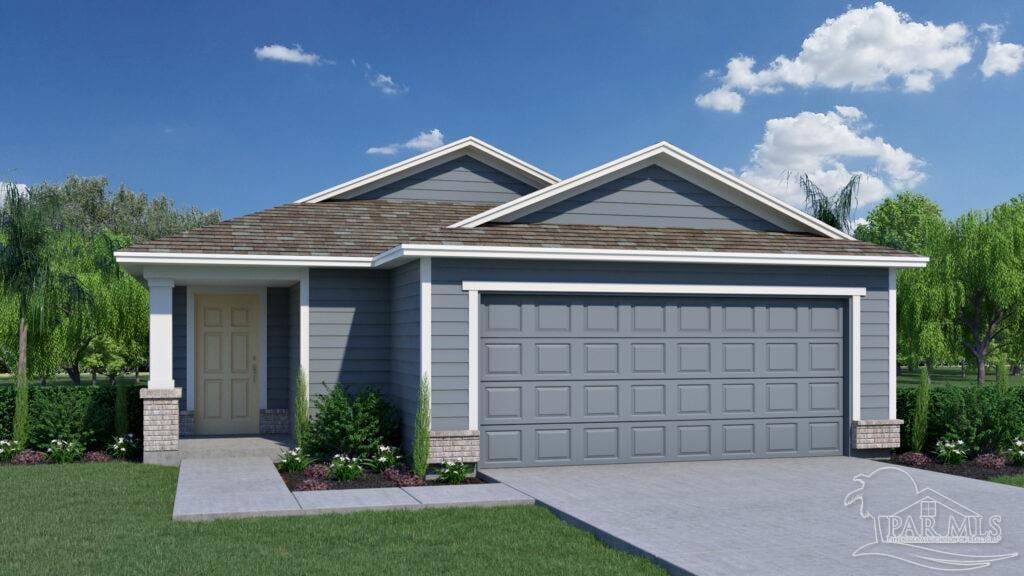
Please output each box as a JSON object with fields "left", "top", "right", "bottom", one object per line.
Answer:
{"left": 299, "top": 268, "right": 310, "bottom": 403}
{"left": 147, "top": 278, "right": 175, "bottom": 390}
{"left": 850, "top": 294, "right": 862, "bottom": 422}
{"left": 888, "top": 269, "right": 898, "bottom": 420}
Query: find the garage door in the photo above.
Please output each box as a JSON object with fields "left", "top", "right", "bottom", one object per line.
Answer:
{"left": 478, "top": 294, "right": 846, "bottom": 468}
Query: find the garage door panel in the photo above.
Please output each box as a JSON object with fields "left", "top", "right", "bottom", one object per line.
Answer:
{"left": 479, "top": 338, "right": 844, "bottom": 381}
{"left": 479, "top": 295, "right": 847, "bottom": 468}
{"left": 480, "top": 377, "right": 843, "bottom": 425}
{"left": 480, "top": 418, "right": 845, "bottom": 467}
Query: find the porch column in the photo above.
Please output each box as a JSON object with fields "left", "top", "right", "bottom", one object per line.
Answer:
{"left": 140, "top": 278, "right": 182, "bottom": 465}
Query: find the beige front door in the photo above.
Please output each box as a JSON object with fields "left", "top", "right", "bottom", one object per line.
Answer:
{"left": 196, "top": 294, "right": 260, "bottom": 435}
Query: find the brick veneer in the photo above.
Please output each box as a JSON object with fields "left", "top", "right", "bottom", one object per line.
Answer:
{"left": 853, "top": 419, "right": 903, "bottom": 450}
{"left": 429, "top": 430, "right": 480, "bottom": 463}
{"left": 140, "top": 388, "right": 182, "bottom": 464}
{"left": 259, "top": 409, "right": 290, "bottom": 434}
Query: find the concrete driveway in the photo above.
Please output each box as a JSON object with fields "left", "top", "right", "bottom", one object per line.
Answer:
{"left": 483, "top": 457, "right": 1024, "bottom": 576}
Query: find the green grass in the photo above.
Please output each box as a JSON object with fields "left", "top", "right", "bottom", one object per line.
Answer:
{"left": 897, "top": 366, "right": 1024, "bottom": 388}
{"left": 991, "top": 474, "right": 1024, "bottom": 488}
{"left": 0, "top": 463, "right": 664, "bottom": 576}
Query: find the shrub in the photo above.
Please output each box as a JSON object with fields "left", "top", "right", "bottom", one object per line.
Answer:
{"left": 296, "top": 478, "right": 330, "bottom": 491}
{"left": 46, "top": 439, "right": 85, "bottom": 464}
{"left": 293, "top": 368, "right": 309, "bottom": 449}
{"left": 897, "top": 383, "right": 1024, "bottom": 454}
{"left": 935, "top": 435, "right": 968, "bottom": 464}
{"left": 13, "top": 380, "right": 28, "bottom": 445}
{"left": 114, "top": 381, "right": 129, "bottom": 437}
{"left": 328, "top": 455, "right": 363, "bottom": 482}
{"left": 892, "top": 451, "right": 932, "bottom": 467}
{"left": 1006, "top": 438, "right": 1024, "bottom": 466}
{"left": 83, "top": 451, "right": 113, "bottom": 463}
{"left": 909, "top": 368, "right": 930, "bottom": 452}
{"left": 277, "top": 447, "right": 312, "bottom": 472}
{"left": 11, "top": 449, "right": 46, "bottom": 465}
{"left": 364, "top": 445, "right": 399, "bottom": 472}
{"left": 438, "top": 459, "right": 472, "bottom": 484}
{"left": 304, "top": 463, "right": 331, "bottom": 480}
{"left": 0, "top": 383, "right": 144, "bottom": 450}
{"left": 0, "top": 438, "right": 22, "bottom": 461}
{"left": 107, "top": 434, "right": 138, "bottom": 460}
{"left": 412, "top": 375, "right": 431, "bottom": 479}
{"left": 305, "top": 385, "right": 400, "bottom": 459}
{"left": 974, "top": 453, "right": 1006, "bottom": 469}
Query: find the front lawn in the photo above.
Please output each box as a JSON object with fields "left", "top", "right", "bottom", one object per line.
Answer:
{"left": 992, "top": 475, "right": 1024, "bottom": 488}
{"left": 0, "top": 463, "right": 663, "bottom": 576}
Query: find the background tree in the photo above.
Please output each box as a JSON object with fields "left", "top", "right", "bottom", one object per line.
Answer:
{"left": 800, "top": 173, "right": 860, "bottom": 233}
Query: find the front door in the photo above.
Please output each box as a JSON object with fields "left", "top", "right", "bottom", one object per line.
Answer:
{"left": 196, "top": 294, "right": 260, "bottom": 435}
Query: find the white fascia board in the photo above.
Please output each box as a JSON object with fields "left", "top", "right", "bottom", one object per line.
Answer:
{"left": 461, "top": 281, "right": 867, "bottom": 297}
{"left": 115, "top": 251, "right": 374, "bottom": 268}
{"left": 294, "top": 136, "right": 558, "bottom": 204}
{"left": 449, "top": 142, "right": 853, "bottom": 241}
{"left": 374, "top": 243, "right": 930, "bottom": 269}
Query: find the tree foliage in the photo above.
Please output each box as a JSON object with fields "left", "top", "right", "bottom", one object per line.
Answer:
{"left": 800, "top": 173, "right": 860, "bottom": 233}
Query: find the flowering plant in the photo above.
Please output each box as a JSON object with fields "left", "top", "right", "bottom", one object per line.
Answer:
{"left": 47, "top": 439, "right": 85, "bottom": 464}
{"left": 11, "top": 450, "right": 46, "bottom": 465}
{"left": 277, "top": 447, "right": 313, "bottom": 472}
{"left": 1005, "top": 437, "right": 1024, "bottom": 466}
{"left": 363, "top": 445, "right": 399, "bottom": 472}
{"left": 107, "top": 434, "right": 138, "bottom": 460}
{"left": 935, "top": 435, "right": 967, "bottom": 465}
{"left": 329, "top": 454, "right": 363, "bottom": 482}
{"left": 438, "top": 459, "right": 472, "bottom": 484}
{"left": 0, "top": 439, "right": 22, "bottom": 462}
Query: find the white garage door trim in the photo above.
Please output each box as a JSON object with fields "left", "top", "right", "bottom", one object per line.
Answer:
{"left": 463, "top": 281, "right": 865, "bottom": 432}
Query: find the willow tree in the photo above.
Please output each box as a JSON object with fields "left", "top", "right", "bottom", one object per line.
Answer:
{"left": 929, "top": 199, "right": 1024, "bottom": 384}
{"left": 800, "top": 174, "right": 860, "bottom": 233}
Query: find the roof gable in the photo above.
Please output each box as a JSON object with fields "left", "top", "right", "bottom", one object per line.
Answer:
{"left": 351, "top": 156, "right": 537, "bottom": 203}
{"left": 512, "top": 165, "right": 783, "bottom": 231}
{"left": 296, "top": 136, "right": 558, "bottom": 204}
{"left": 450, "top": 142, "right": 852, "bottom": 240}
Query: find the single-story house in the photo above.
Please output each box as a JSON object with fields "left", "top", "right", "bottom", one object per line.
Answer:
{"left": 115, "top": 137, "right": 927, "bottom": 466}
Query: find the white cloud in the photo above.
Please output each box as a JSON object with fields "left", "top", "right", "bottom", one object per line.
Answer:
{"left": 253, "top": 44, "right": 326, "bottom": 65}
{"left": 369, "top": 72, "right": 407, "bottom": 95}
{"left": 980, "top": 24, "right": 1024, "bottom": 78}
{"left": 367, "top": 129, "right": 445, "bottom": 155}
{"left": 739, "top": 106, "right": 925, "bottom": 209}
{"left": 696, "top": 3, "right": 973, "bottom": 112}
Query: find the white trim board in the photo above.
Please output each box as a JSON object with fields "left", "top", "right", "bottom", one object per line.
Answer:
{"left": 419, "top": 258, "right": 433, "bottom": 419}
{"left": 449, "top": 141, "right": 853, "bottom": 240}
{"left": 377, "top": 244, "right": 929, "bottom": 269}
{"left": 295, "top": 136, "right": 559, "bottom": 204}
{"left": 888, "top": 269, "right": 897, "bottom": 420}
{"left": 117, "top": 251, "right": 373, "bottom": 268}
{"left": 462, "top": 281, "right": 865, "bottom": 430}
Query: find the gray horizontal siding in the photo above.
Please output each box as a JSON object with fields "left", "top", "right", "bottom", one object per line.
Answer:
{"left": 347, "top": 156, "right": 538, "bottom": 203}
{"left": 516, "top": 165, "right": 782, "bottom": 231}
{"left": 431, "top": 259, "right": 890, "bottom": 431}
{"left": 267, "top": 287, "right": 292, "bottom": 410}
{"left": 308, "top": 269, "right": 392, "bottom": 402}
{"left": 172, "top": 286, "right": 187, "bottom": 411}
{"left": 390, "top": 261, "right": 421, "bottom": 452}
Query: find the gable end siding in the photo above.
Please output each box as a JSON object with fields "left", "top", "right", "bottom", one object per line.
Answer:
{"left": 514, "top": 165, "right": 783, "bottom": 230}
{"left": 343, "top": 156, "right": 538, "bottom": 203}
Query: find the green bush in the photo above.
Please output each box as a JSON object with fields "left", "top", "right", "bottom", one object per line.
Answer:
{"left": 898, "top": 381, "right": 1024, "bottom": 454}
{"left": 0, "top": 383, "right": 144, "bottom": 450}
{"left": 305, "top": 384, "right": 400, "bottom": 459}
{"left": 13, "top": 381, "right": 28, "bottom": 444}
{"left": 411, "top": 376, "right": 431, "bottom": 478}
{"left": 909, "top": 368, "right": 930, "bottom": 452}
{"left": 293, "top": 368, "right": 309, "bottom": 449}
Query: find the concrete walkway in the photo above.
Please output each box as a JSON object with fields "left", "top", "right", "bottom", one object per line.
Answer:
{"left": 173, "top": 457, "right": 533, "bottom": 521}
{"left": 483, "top": 457, "right": 1024, "bottom": 576}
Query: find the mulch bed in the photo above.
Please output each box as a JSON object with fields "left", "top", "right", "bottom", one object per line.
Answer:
{"left": 891, "top": 452, "right": 1024, "bottom": 481}
{"left": 281, "top": 464, "right": 483, "bottom": 491}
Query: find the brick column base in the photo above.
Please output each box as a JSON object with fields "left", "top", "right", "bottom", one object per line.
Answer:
{"left": 140, "top": 388, "right": 182, "bottom": 466}
{"left": 259, "top": 409, "right": 290, "bottom": 434}
{"left": 852, "top": 419, "right": 903, "bottom": 450}
{"left": 429, "top": 430, "right": 480, "bottom": 463}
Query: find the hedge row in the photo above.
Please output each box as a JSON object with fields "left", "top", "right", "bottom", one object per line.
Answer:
{"left": 896, "top": 383, "right": 1024, "bottom": 454}
{"left": 0, "top": 384, "right": 144, "bottom": 450}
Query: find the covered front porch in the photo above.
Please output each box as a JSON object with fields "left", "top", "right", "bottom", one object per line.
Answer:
{"left": 134, "top": 264, "right": 311, "bottom": 465}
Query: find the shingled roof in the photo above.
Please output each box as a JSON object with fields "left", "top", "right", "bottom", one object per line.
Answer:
{"left": 122, "top": 199, "right": 918, "bottom": 260}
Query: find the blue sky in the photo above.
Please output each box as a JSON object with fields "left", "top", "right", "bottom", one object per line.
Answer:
{"left": 2, "top": 1, "right": 1023, "bottom": 220}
